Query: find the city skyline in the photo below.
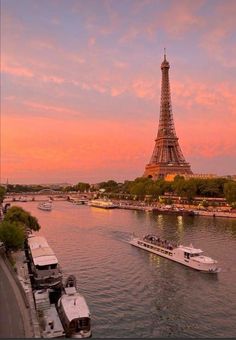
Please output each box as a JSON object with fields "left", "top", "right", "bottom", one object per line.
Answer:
{"left": 1, "top": 0, "right": 236, "bottom": 184}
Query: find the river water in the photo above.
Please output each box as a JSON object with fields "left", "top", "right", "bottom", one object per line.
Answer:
{"left": 17, "top": 200, "right": 236, "bottom": 338}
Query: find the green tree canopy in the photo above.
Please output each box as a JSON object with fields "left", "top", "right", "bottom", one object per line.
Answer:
{"left": 224, "top": 181, "right": 236, "bottom": 204}
{"left": 0, "top": 220, "right": 25, "bottom": 251}
{"left": 74, "top": 182, "right": 90, "bottom": 192}
{"left": 99, "top": 180, "right": 119, "bottom": 192}
{"left": 4, "top": 206, "right": 40, "bottom": 231}
{"left": 0, "top": 186, "right": 6, "bottom": 203}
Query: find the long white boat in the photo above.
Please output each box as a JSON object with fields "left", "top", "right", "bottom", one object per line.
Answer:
{"left": 129, "top": 234, "right": 220, "bottom": 273}
{"left": 27, "top": 235, "right": 63, "bottom": 288}
{"left": 57, "top": 275, "right": 91, "bottom": 338}
{"left": 38, "top": 201, "right": 52, "bottom": 211}
{"left": 88, "top": 199, "right": 117, "bottom": 209}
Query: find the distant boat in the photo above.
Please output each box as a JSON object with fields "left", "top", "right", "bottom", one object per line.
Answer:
{"left": 129, "top": 234, "right": 220, "bottom": 273}
{"left": 57, "top": 275, "right": 92, "bottom": 338}
{"left": 38, "top": 201, "right": 52, "bottom": 211}
{"left": 19, "top": 196, "right": 28, "bottom": 202}
{"left": 72, "top": 199, "right": 89, "bottom": 205}
{"left": 88, "top": 199, "right": 117, "bottom": 209}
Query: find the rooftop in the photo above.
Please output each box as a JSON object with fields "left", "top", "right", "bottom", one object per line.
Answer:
{"left": 60, "top": 293, "right": 90, "bottom": 322}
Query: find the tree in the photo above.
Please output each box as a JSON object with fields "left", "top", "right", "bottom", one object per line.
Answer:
{"left": 99, "top": 180, "right": 119, "bottom": 192}
{"left": 172, "top": 176, "right": 185, "bottom": 196}
{"left": 63, "top": 186, "right": 74, "bottom": 192}
{"left": 127, "top": 177, "right": 152, "bottom": 199}
{"left": 4, "top": 206, "right": 40, "bottom": 231}
{"left": 0, "top": 186, "right": 6, "bottom": 203}
{"left": 224, "top": 181, "right": 236, "bottom": 204}
{"left": 74, "top": 182, "right": 90, "bottom": 192}
{"left": 0, "top": 221, "right": 25, "bottom": 251}
{"left": 172, "top": 178, "right": 197, "bottom": 203}
{"left": 183, "top": 180, "right": 197, "bottom": 203}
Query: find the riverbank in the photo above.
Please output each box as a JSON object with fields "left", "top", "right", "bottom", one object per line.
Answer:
{"left": 112, "top": 200, "right": 236, "bottom": 218}
{"left": 0, "top": 248, "right": 39, "bottom": 338}
{"left": 14, "top": 250, "right": 42, "bottom": 337}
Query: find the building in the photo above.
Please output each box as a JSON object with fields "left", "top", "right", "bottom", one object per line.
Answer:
{"left": 143, "top": 51, "right": 192, "bottom": 180}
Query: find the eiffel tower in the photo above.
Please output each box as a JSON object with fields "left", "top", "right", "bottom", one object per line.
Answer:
{"left": 143, "top": 51, "right": 192, "bottom": 179}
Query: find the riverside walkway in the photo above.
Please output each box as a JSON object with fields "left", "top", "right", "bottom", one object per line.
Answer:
{"left": 0, "top": 252, "right": 33, "bottom": 338}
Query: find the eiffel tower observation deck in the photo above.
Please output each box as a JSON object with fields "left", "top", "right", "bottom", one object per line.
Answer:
{"left": 143, "top": 51, "right": 192, "bottom": 179}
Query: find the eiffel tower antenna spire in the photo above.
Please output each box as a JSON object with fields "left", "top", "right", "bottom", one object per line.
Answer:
{"left": 143, "top": 53, "right": 192, "bottom": 180}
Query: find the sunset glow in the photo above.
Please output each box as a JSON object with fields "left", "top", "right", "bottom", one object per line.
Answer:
{"left": 1, "top": 0, "right": 236, "bottom": 184}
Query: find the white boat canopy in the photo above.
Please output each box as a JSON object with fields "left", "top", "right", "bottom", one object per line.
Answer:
{"left": 61, "top": 294, "right": 90, "bottom": 322}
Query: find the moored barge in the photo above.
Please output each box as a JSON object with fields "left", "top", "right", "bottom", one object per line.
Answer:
{"left": 27, "top": 235, "right": 63, "bottom": 289}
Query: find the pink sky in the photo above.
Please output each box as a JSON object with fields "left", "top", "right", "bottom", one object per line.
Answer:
{"left": 1, "top": 0, "right": 236, "bottom": 184}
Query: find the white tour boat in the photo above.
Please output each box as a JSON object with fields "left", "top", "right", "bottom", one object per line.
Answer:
{"left": 88, "top": 199, "right": 117, "bottom": 209}
{"left": 38, "top": 201, "right": 52, "bottom": 211}
{"left": 57, "top": 275, "right": 91, "bottom": 338}
{"left": 129, "top": 234, "right": 220, "bottom": 273}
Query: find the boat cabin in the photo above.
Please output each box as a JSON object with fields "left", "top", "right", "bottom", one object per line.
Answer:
{"left": 58, "top": 288, "right": 91, "bottom": 338}
{"left": 175, "top": 245, "right": 203, "bottom": 260}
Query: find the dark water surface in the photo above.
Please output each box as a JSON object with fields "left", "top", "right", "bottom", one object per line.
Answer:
{"left": 18, "top": 200, "right": 236, "bottom": 338}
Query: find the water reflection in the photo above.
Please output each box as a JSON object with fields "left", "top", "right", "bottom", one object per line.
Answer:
{"left": 156, "top": 214, "right": 164, "bottom": 229}
{"left": 149, "top": 253, "right": 161, "bottom": 268}
{"left": 177, "top": 215, "right": 184, "bottom": 233}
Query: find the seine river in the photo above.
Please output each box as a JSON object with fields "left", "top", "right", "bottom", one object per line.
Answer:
{"left": 18, "top": 200, "right": 236, "bottom": 338}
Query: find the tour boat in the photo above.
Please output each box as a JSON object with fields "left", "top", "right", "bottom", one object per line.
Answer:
{"left": 88, "top": 199, "right": 117, "bottom": 209}
{"left": 129, "top": 234, "right": 220, "bottom": 273}
{"left": 57, "top": 275, "right": 91, "bottom": 338}
{"left": 27, "top": 235, "right": 63, "bottom": 289}
{"left": 38, "top": 201, "right": 52, "bottom": 211}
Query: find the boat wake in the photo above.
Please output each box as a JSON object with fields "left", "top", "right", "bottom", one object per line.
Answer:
{"left": 110, "top": 230, "right": 133, "bottom": 242}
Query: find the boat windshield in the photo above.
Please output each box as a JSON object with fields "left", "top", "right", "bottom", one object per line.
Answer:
{"left": 36, "top": 264, "right": 57, "bottom": 270}
{"left": 70, "top": 317, "right": 90, "bottom": 332}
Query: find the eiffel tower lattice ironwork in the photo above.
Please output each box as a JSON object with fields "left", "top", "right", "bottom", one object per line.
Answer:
{"left": 143, "top": 51, "right": 192, "bottom": 179}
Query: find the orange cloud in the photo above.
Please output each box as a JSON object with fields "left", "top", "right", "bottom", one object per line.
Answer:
{"left": 2, "top": 62, "right": 34, "bottom": 78}
{"left": 23, "top": 101, "right": 80, "bottom": 116}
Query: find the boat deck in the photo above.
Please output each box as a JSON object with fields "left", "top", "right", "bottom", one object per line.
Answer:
{"left": 43, "top": 305, "right": 65, "bottom": 338}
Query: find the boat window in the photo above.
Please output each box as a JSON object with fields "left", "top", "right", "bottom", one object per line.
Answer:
{"left": 50, "top": 264, "right": 57, "bottom": 269}
{"left": 75, "top": 318, "right": 90, "bottom": 332}
{"left": 184, "top": 252, "right": 190, "bottom": 259}
{"left": 36, "top": 265, "right": 50, "bottom": 270}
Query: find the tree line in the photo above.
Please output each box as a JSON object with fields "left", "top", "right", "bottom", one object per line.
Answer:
{"left": 62, "top": 177, "right": 236, "bottom": 206}
{"left": 1, "top": 176, "right": 236, "bottom": 206}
